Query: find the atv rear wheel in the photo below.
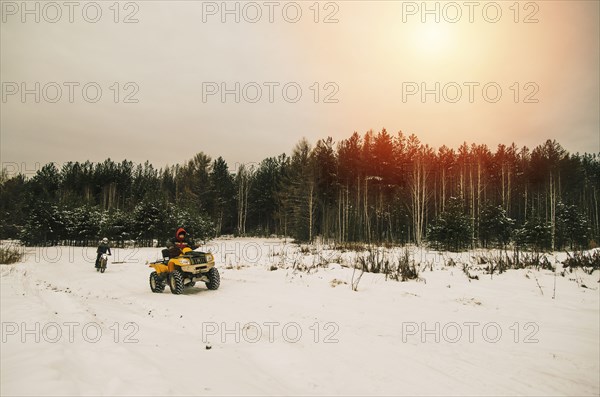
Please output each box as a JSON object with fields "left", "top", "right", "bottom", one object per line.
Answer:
{"left": 150, "top": 271, "right": 166, "bottom": 293}
{"left": 206, "top": 267, "right": 220, "bottom": 290}
{"left": 169, "top": 270, "right": 184, "bottom": 295}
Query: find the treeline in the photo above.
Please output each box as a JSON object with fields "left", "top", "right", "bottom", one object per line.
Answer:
{"left": 1, "top": 130, "right": 598, "bottom": 250}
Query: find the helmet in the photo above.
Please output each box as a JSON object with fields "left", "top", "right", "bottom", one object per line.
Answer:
{"left": 102, "top": 237, "right": 108, "bottom": 243}
{"left": 176, "top": 227, "right": 187, "bottom": 240}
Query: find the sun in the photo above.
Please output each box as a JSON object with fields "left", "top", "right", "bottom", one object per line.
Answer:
{"left": 409, "top": 22, "right": 454, "bottom": 57}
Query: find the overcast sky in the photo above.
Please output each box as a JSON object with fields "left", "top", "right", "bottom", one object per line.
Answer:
{"left": 1, "top": 0, "right": 599, "bottom": 173}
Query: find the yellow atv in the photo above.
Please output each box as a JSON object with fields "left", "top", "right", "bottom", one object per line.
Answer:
{"left": 148, "top": 247, "right": 220, "bottom": 294}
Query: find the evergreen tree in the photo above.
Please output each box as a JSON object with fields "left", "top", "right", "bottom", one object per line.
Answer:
{"left": 101, "top": 209, "right": 134, "bottom": 246}
{"left": 132, "top": 199, "right": 166, "bottom": 246}
{"left": 21, "top": 201, "right": 63, "bottom": 246}
{"left": 209, "top": 157, "right": 236, "bottom": 235}
{"left": 428, "top": 197, "right": 472, "bottom": 251}
{"left": 479, "top": 204, "right": 514, "bottom": 248}
{"left": 555, "top": 202, "right": 590, "bottom": 250}
{"left": 515, "top": 217, "right": 552, "bottom": 252}
{"left": 0, "top": 173, "right": 26, "bottom": 239}
{"left": 285, "top": 139, "right": 315, "bottom": 242}
{"left": 63, "top": 205, "right": 102, "bottom": 245}
{"left": 247, "top": 157, "right": 285, "bottom": 235}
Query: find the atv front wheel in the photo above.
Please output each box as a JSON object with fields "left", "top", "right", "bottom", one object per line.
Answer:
{"left": 150, "top": 271, "right": 166, "bottom": 293}
{"left": 99, "top": 258, "right": 107, "bottom": 273}
{"left": 169, "top": 270, "right": 184, "bottom": 295}
{"left": 206, "top": 267, "right": 220, "bottom": 290}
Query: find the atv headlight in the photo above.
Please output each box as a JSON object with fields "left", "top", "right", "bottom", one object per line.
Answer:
{"left": 206, "top": 253, "right": 214, "bottom": 262}
{"left": 179, "top": 259, "right": 191, "bottom": 265}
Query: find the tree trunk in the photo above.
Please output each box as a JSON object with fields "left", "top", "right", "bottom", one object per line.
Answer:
{"left": 470, "top": 164, "right": 475, "bottom": 247}
{"left": 308, "top": 182, "right": 314, "bottom": 242}
{"left": 441, "top": 168, "right": 446, "bottom": 212}
{"left": 550, "top": 173, "right": 556, "bottom": 251}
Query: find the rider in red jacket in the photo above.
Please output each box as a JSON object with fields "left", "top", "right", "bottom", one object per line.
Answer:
{"left": 168, "top": 228, "right": 198, "bottom": 256}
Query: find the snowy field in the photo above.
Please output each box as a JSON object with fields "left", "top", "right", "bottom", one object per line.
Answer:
{"left": 1, "top": 238, "right": 599, "bottom": 396}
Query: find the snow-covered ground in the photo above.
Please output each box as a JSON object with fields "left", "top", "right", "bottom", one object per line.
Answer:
{"left": 1, "top": 238, "right": 599, "bottom": 396}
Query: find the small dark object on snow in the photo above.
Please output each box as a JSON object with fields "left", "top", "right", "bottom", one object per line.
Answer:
{"left": 206, "top": 345, "right": 212, "bottom": 350}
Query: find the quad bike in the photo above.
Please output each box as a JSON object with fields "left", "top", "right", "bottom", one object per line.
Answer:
{"left": 97, "top": 253, "right": 109, "bottom": 273}
{"left": 148, "top": 247, "right": 220, "bottom": 295}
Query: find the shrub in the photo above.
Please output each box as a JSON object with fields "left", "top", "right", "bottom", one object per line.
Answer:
{"left": 462, "top": 263, "right": 479, "bottom": 280}
{"left": 481, "top": 251, "right": 555, "bottom": 273}
{"left": 358, "top": 249, "right": 389, "bottom": 274}
{"left": 562, "top": 251, "right": 600, "bottom": 272}
{"left": 0, "top": 245, "right": 24, "bottom": 264}
{"left": 397, "top": 250, "right": 419, "bottom": 281}
{"left": 353, "top": 248, "right": 419, "bottom": 285}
